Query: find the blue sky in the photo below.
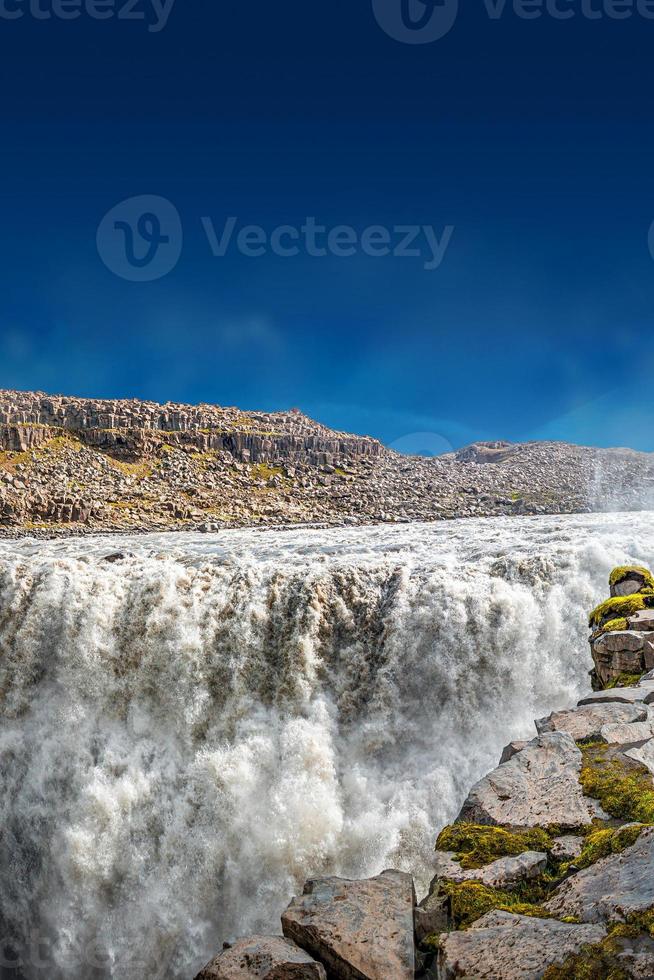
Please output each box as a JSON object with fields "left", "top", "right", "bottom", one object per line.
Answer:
{"left": 1, "top": 0, "right": 654, "bottom": 450}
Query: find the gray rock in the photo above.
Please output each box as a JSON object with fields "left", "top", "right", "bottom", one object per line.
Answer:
{"left": 499, "top": 739, "right": 527, "bottom": 764}
{"left": 194, "top": 936, "right": 327, "bottom": 979}
{"left": 550, "top": 835, "right": 584, "bottom": 861}
{"left": 430, "top": 850, "right": 547, "bottom": 890}
{"left": 594, "top": 630, "right": 653, "bottom": 654}
{"left": 281, "top": 870, "right": 415, "bottom": 980}
{"left": 600, "top": 720, "right": 654, "bottom": 744}
{"left": 457, "top": 732, "right": 607, "bottom": 829}
{"left": 437, "top": 911, "right": 606, "bottom": 980}
{"left": 415, "top": 891, "right": 448, "bottom": 944}
{"left": 628, "top": 609, "right": 654, "bottom": 632}
{"left": 578, "top": 685, "right": 654, "bottom": 706}
{"left": 612, "top": 933, "right": 654, "bottom": 979}
{"left": 625, "top": 736, "right": 654, "bottom": 774}
{"left": 545, "top": 827, "right": 654, "bottom": 923}
{"left": 535, "top": 702, "right": 647, "bottom": 741}
{"left": 612, "top": 577, "right": 647, "bottom": 597}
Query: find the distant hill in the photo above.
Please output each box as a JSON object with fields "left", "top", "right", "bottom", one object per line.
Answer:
{"left": 0, "top": 390, "right": 652, "bottom": 535}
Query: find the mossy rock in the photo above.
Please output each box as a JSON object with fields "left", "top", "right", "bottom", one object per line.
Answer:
{"left": 609, "top": 566, "right": 654, "bottom": 590}
{"left": 435, "top": 824, "right": 553, "bottom": 869}
{"left": 440, "top": 880, "right": 550, "bottom": 928}
{"left": 579, "top": 743, "right": 654, "bottom": 823}
{"left": 589, "top": 594, "right": 654, "bottom": 629}
{"left": 573, "top": 824, "right": 646, "bottom": 870}
{"left": 542, "top": 917, "right": 654, "bottom": 980}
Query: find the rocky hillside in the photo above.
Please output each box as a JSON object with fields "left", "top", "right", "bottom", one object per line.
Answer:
{"left": 1, "top": 390, "right": 653, "bottom": 534}
{"left": 194, "top": 565, "right": 654, "bottom": 979}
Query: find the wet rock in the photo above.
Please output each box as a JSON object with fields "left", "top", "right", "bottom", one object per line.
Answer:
{"left": 545, "top": 827, "right": 654, "bottom": 923}
{"left": 535, "top": 702, "right": 647, "bottom": 742}
{"left": 281, "top": 870, "right": 415, "bottom": 980}
{"left": 457, "top": 732, "right": 606, "bottom": 829}
{"left": 194, "top": 936, "right": 327, "bottom": 979}
{"left": 437, "top": 910, "right": 606, "bottom": 980}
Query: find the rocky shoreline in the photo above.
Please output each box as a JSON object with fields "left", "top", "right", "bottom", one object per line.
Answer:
{"left": 2, "top": 390, "right": 654, "bottom": 536}
{"left": 195, "top": 565, "right": 654, "bottom": 979}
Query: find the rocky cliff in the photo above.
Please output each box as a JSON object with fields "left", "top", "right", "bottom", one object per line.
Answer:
{"left": 1, "top": 389, "right": 654, "bottom": 534}
{"left": 195, "top": 564, "right": 654, "bottom": 979}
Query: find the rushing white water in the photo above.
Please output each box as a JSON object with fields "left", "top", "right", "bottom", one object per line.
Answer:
{"left": 1, "top": 512, "right": 654, "bottom": 979}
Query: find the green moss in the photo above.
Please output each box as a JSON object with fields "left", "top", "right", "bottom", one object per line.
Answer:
{"left": 599, "top": 617, "right": 629, "bottom": 634}
{"left": 435, "top": 824, "right": 553, "bottom": 869}
{"left": 574, "top": 825, "right": 645, "bottom": 870}
{"left": 605, "top": 672, "right": 643, "bottom": 689}
{"left": 609, "top": 565, "right": 654, "bottom": 590}
{"left": 589, "top": 594, "right": 653, "bottom": 628}
{"left": 440, "top": 881, "right": 550, "bottom": 928}
{"left": 580, "top": 743, "right": 654, "bottom": 823}
{"left": 542, "top": 940, "right": 630, "bottom": 980}
{"left": 542, "top": 913, "right": 654, "bottom": 980}
{"left": 420, "top": 933, "right": 443, "bottom": 953}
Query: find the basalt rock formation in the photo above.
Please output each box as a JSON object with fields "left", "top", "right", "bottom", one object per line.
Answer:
{"left": 195, "top": 565, "right": 654, "bottom": 979}
{"left": 1, "top": 389, "right": 654, "bottom": 535}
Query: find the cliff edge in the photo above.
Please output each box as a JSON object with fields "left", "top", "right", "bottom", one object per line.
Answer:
{"left": 1, "top": 389, "right": 653, "bottom": 535}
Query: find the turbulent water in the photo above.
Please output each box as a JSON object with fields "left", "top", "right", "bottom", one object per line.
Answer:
{"left": 1, "top": 512, "right": 654, "bottom": 978}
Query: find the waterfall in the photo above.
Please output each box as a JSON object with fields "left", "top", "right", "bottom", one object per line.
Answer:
{"left": 0, "top": 512, "right": 652, "bottom": 978}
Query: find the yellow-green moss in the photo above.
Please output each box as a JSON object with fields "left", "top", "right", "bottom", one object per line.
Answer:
{"left": 435, "top": 824, "right": 553, "bottom": 869}
{"left": 420, "top": 933, "right": 443, "bottom": 953}
{"left": 440, "top": 881, "right": 550, "bottom": 928}
{"left": 542, "top": 914, "right": 654, "bottom": 980}
{"left": 573, "top": 825, "right": 645, "bottom": 870}
{"left": 599, "top": 617, "right": 629, "bottom": 635}
{"left": 580, "top": 744, "right": 654, "bottom": 823}
{"left": 609, "top": 565, "right": 654, "bottom": 590}
{"left": 589, "top": 594, "right": 652, "bottom": 628}
{"left": 605, "top": 672, "right": 644, "bottom": 689}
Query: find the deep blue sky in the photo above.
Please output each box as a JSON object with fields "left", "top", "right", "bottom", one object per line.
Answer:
{"left": 1, "top": 0, "right": 654, "bottom": 451}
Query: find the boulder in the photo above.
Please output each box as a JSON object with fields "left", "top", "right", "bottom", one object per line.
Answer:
{"left": 437, "top": 910, "right": 606, "bottom": 980}
{"left": 600, "top": 720, "right": 654, "bottom": 745}
{"left": 457, "top": 732, "right": 607, "bottom": 829}
{"left": 628, "top": 609, "right": 654, "bottom": 632}
{"left": 545, "top": 827, "right": 654, "bottom": 923}
{"left": 535, "top": 702, "right": 647, "bottom": 742}
{"left": 430, "top": 850, "right": 547, "bottom": 889}
{"left": 550, "top": 835, "right": 584, "bottom": 861}
{"left": 281, "top": 870, "right": 415, "bottom": 980}
{"left": 498, "top": 740, "right": 527, "bottom": 764}
{"left": 612, "top": 577, "right": 647, "bottom": 597}
{"left": 625, "top": 737, "right": 654, "bottom": 774}
{"left": 194, "top": 936, "right": 327, "bottom": 979}
{"left": 611, "top": 933, "right": 654, "bottom": 979}
{"left": 414, "top": 891, "right": 448, "bottom": 944}
{"left": 578, "top": 685, "right": 654, "bottom": 707}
